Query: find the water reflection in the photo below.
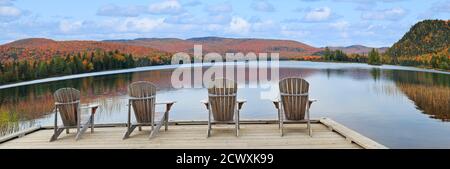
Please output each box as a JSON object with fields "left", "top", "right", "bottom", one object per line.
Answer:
{"left": 0, "top": 62, "right": 449, "bottom": 148}
{"left": 386, "top": 70, "right": 450, "bottom": 122}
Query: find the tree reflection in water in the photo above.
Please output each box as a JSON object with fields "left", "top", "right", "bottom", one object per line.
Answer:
{"left": 388, "top": 70, "right": 450, "bottom": 121}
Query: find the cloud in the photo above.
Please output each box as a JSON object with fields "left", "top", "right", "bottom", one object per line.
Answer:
{"left": 208, "top": 14, "right": 232, "bottom": 24}
{"left": 59, "top": 20, "right": 83, "bottom": 33}
{"left": 284, "top": 7, "right": 339, "bottom": 23}
{"left": 183, "top": 0, "right": 202, "bottom": 7}
{"left": 57, "top": 17, "right": 166, "bottom": 35}
{"left": 331, "top": 0, "right": 406, "bottom": 10}
{"left": 103, "top": 18, "right": 166, "bottom": 33}
{"left": 227, "top": 17, "right": 250, "bottom": 34}
{"left": 361, "top": 7, "right": 407, "bottom": 21}
{"left": 125, "top": 18, "right": 166, "bottom": 32}
{"left": 304, "top": 7, "right": 332, "bottom": 22}
{"left": 0, "top": 5, "right": 20, "bottom": 16}
{"left": 330, "top": 21, "right": 349, "bottom": 30}
{"left": 293, "top": 7, "right": 305, "bottom": 12}
{"left": 280, "top": 25, "right": 310, "bottom": 38}
{"left": 97, "top": 4, "right": 145, "bottom": 17}
{"left": 329, "top": 21, "right": 350, "bottom": 39}
{"left": 165, "top": 12, "right": 195, "bottom": 24}
{"left": 252, "top": 19, "right": 279, "bottom": 33}
{"left": 333, "top": 0, "right": 404, "bottom": 3}
{"left": 166, "top": 12, "right": 231, "bottom": 25}
{"left": 0, "top": 0, "right": 22, "bottom": 22}
{"left": 148, "top": 0, "right": 184, "bottom": 15}
{"left": 431, "top": 0, "right": 450, "bottom": 13}
{"left": 251, "top": 0, "right": 275, "bottom": 12}
{"left": 354, "top": 3, "right": 376, "bottom": 11}
{"left": 418, "top": 0, "right": 450, "bottom": 19}
{"left": 205, "top": 1, "right": 233, "bottom": 14}
{"left": 97, "top": 0, "right": 187, "bottom": 17}
{"left": 0, "top": 0, "right": 14, "bottom": 6}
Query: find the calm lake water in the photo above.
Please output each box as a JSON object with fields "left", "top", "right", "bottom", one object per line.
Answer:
{"left": 0, "top": 61, "right": 449, "bottom": 148}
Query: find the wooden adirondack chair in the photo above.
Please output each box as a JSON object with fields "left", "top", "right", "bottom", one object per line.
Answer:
{"left": 201, "top": 78, "right": 246, "bottom": 137}
{"left": 123, "top": 81, "right": 175, "bottom": 139}
{"left": 273, "top": 77, "right": 317, "bottom": 137}
{"left": 50, "top": 88, "right": 98, "bottom": 142}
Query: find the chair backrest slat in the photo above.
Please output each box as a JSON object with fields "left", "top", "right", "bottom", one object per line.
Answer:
{"left": 129, "top": 81, "right": 156, "bottom": 123}
{"left": 279, "top": 78, "right": 309, "bottom": 120}
{"left": 54, "top": 88, "right": 81, "bottom": 127}
{"left": 208, "top": 78, "right": 237, "bottom": 121}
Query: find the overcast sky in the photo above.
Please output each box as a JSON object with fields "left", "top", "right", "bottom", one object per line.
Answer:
{"left": 0, "top": 0, "right": 449, "bottom": 47}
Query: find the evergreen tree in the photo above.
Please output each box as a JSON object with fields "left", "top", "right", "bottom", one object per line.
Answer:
{"left": 37, "top": 61, "right": 48, "bottom": 78}
{"left": 368, "top": 49, "right": 381, "bottom": 65}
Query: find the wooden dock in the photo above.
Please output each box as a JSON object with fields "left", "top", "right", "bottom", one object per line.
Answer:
{"left": 0, "top": 118, "right": 387, "bottom": 149}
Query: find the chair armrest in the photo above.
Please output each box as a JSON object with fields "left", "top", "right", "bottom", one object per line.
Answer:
{"left": 200, "top": 99, "right": 208, "bottom": 104}
{"left": 156, "top": 101, "right": 176, "bottom": 112}
{"left": 237, "top": 99, "right": 246, "bottom": 103}
{"left": 80, "top": 104, "right": 99, "bottom": 115}
{"left": 272, "top": 99, "right": 280, "bottom": 109}
{"left": 200, "top": 99, "right": 209, "bottom": 110}
{"left": 156, "top": 101, "right": 176, "bottom": 105}
{"left": 80, "top": 103, "right": 99, "bottom": 109}
{"left": 309, "top": 99, "right": 318, "bottom": 107}
{"left": 237, "top": 99, "right": 246, "bottom": 110}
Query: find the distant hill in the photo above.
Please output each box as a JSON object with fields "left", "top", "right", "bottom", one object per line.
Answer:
{"left": 0, "top": 37, "right": 387, "bottom": 62}
{"left": 326, "top": 45, "right": 388, "bottom": 55}
{"left": 385, "top": 20, "right": 450, "bottom": 63}
{"left": 0, "top": 38, "right": 168, "bottom": 62}
{"left": 105, "top": 36, "right": 322, "bottom": 59}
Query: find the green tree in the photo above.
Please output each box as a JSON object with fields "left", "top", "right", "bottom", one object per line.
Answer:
{"left": 74, "top": 54, "right": 84, "bottom": 73}
{"left": 368, "top": 49, "right": 381, "bottom": 65}
{"left": 323, "top": 47, "right": 331, "bottom": 60}
{"left": 37, "top": 61, "right": 48, "bottom": 78}
{"left": 126, "top": 54, "right": 135, "bottom": 68}
{"left": 334, "top": 50, "right": 347, "bottom": 61}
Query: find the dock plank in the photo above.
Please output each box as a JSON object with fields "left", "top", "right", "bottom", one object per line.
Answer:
{"left": 0, "top": 120, "right": 385, "bottom": 149}
{"left": 319, "top": 118, "right": 388, "bottom": 149}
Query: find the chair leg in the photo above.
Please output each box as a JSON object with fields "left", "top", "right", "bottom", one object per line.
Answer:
{"left": 150, "top": 115, "right": 166, "bottom": 139}
{"left": 164, "top": 111, "right": 169, "bottom": 131}
{"left": 307, "top": 120, "right": 312, "bottom": 137}
{"left": 66, "top": 129, "right": 69, "bottom": 134}
{"left": 206, "top": 123, "right": 211, "bottom": 138}
{"left": 280, "top": 107, "right": 284, "bottom": 137}
{"left": 90, "top": 114, "right": 94, "bottom": 133}
{"left": 277, "top": 107, "right": 281, "bottom": 129}
{"left": 238, "top": 110, "right": 240, "bottom": 130}
{"left": 151, "top": 118, "right": 154, "bottom": 132}
{"left": 236, "top": 124, "right": 239, "bottom": 137}
{"left": 151, "top": 102, "right": 154, "bottom": 133}
{"left": 149, "top": 125, "right": 158, "bottom": 139}
{"left": 123, "top": 101, "right": 135, "bottom": 140}
{"left": 235, "top": 117, "right": 239, "bottom": 137}
{"left": 50, "top": 128, "right": 64, "bottom": 142}
{"left": 123, "top": 125, "right": 137, "bottom": 140}
{"left": 76, "top": 117, "right": 93, "bottom": 141}
{"left": 207, "top": 121, "right": 211, "bottom": 138}
{"left": 75, "top": 127, "right": 87, "bottom": 141}
{"left": 207, "top": 107, "right": 212, "bottom": 138}
{"left": 307, "top": 108, "right": 312, "bottom": 137}
{"left": 50, "top": 107, "right": 60, "bottom": 142}
{"left": 138, "top": 126, "right": 142, "bottom": 131}
{"left": 77, "top": 108, "right": 80, "bottom": 134}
